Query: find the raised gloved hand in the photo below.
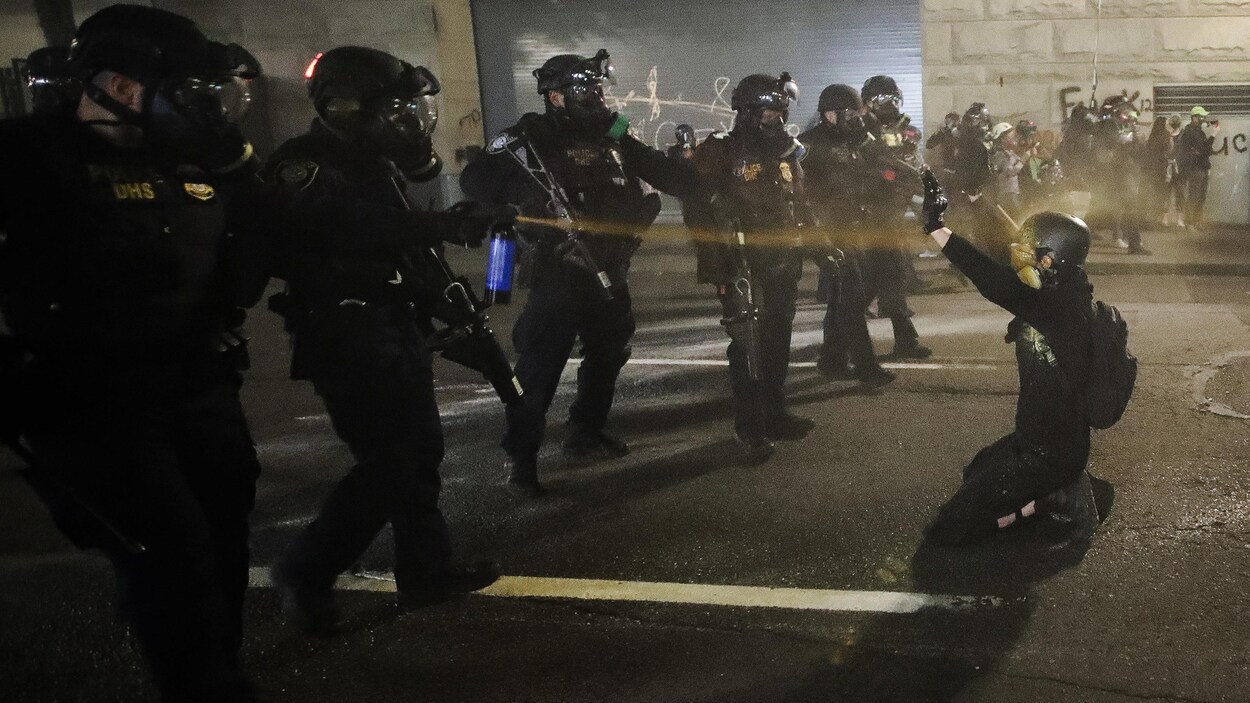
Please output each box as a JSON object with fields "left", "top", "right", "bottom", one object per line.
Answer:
{"left": 445, "top": 202, "right": 518, "bottom": 248}
{"left": 920, "top": 167, "right": 948, "bottom": 235}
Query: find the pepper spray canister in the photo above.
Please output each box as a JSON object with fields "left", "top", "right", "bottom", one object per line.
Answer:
{"left": 484, "top": 223, "right": 517, "bottom": 305}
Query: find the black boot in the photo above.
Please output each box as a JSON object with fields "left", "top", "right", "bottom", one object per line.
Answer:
{"left": 734, "top": 429, "right": 775, "bottom": 464}
{"left": 856, "top": 365, "right": 896, "bottom": 389}
{"left": 562, "top": 428, "right": 629, "bottom": 458}
{"left": 505, "top": 455, "right": 545, "bottom": 498}
{"left": 270, "top": 559, "right": 341, "bottom": 637}
{"left": 397, "top": 560, "right": 501, "bottom": 607}
{"left": 763, "top": 411, "right": 815, "bottom": 441}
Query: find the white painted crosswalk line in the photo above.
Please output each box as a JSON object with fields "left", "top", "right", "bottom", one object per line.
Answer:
{"left": 248, "top": 568, "right": 1003, "bottom": 614}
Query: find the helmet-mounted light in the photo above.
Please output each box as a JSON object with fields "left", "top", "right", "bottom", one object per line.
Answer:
{"left": 304, "top": 52, "right": 323, "bottom": 81}
{"left": 566, "top": 48, "right": 615, "bottom": 88}
{"left": 780, "top": 72, "right": 799, "bottom": 105}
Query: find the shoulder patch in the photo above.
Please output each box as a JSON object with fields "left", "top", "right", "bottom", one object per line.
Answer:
{"left": 275, "top": 160, "right": 319, "bottom": 190}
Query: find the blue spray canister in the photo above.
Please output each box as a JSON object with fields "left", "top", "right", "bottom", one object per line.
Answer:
{"left": 484, "top": 223, "right": 517, "bottom": 305}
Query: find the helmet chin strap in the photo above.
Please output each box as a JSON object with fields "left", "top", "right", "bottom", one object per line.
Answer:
{"left": 80, "top": 80, "right": 145, "bottom": 128}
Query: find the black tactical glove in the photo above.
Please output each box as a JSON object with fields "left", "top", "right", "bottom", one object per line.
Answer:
{"left": 445, "top": 202, "right": 518, "bottom": 248}
{"left": 920, "top": 167, "right": 948, "bottom": 235}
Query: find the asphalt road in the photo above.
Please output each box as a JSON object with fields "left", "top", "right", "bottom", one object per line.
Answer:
{"left": 2, "top": 238, "right": 1249, "bottom": 702}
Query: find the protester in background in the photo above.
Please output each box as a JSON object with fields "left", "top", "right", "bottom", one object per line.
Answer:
{"left": 1142, "top": 116, "right": 1173, "bottom": 229}
{"left": 1176, "top": 106, "right": 1218, "bottom": 231}
{"left": 1163, "top": 114, "right": 1185, "bottom": 227}
{"left": 989, "top": 122, "right": 1023, "bottom": 222}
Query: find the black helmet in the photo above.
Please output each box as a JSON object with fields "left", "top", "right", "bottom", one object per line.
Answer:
{"left": 818, "top": 84, "right": 861, "bottom": 114}
{"left": 533, "top": 49, "right": 615, "bottom": 132}
{"left": 26, "top": 46, "right": 80, "bottom": 113}
{"left": 732, "top": 72, "right": 798, "bottom": 114}
{"left": 961, "top": 101, "right": 991, "bottom": 138}
{"left": 534, "top": 49, "right": 614, "bottom": 94}
{"left": 861, "top": 75, "right": 901, "bottom": 105}
{"left": 68, "top": 5, "right": 260, "bottom": 165}
{"left": 675, "top": 123, "right": 695, "bottom": 148}
{"left": 731, "top": 72, "right": 798, "bottom": 149}
{"left": 1020, "top": 212, "right": 1091, "bottom": 268}
{"left": 306, "top": 46, "right": 442, "bottom": 180}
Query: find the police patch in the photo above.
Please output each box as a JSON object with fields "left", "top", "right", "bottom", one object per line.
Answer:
{"left": 183, "top": 182, "right": 216, "bottom": 201}
{"left": 276, "top": 160, "right": 319, "bottom": 191}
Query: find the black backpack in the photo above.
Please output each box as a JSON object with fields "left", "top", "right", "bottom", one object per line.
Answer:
{"left": 1083, "top": 300, "right": 1137, "bottom": 429}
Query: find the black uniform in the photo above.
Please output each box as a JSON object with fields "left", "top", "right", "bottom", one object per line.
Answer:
{"left": 928, "top": 233, "right": 1095, "bottom": 544}
{"left": 264, "top": 119, "right": 481, "bottom": 593}
{"left": 460, "top": 112, "right": 695, "bottom": 476}
{"left": 798, "top": 120, "right": 892, "bottom": 382}
{"left": 946, "top": 129, "right": 1001, "bottom": 256}
{"left": 688, "top": 128, "right": 812, "bottom": 442}
{"left": 0, "top": 107, "right": 266, "bottom": 701}
{"left": 1090, "top": 118, "right": 1146, "bottom": 254}
{"left": 860, "top": 114, "right": 929, "bottom": 356}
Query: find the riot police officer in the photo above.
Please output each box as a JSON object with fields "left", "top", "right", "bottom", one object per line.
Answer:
{"left": 1090, "top": 96, "right": 1148, "bottom": 254}
{"left": 686, "top": 72, "right": 816, "bottom": 463}
{"left": 946, "top": 102, "right": 999, "bottom": 255}
{"left": 264, "top": 46, "right": 505, "bottom": 632}
{"left": 0, "top": 6, "right": 267, "bottom": 700}
{"left": 799, "top": 84, "right": 895, "bottom": 387}
{"left": 460, "top": 50, "right": 699, "bottom": 497}
{"left": 859, "top": 75, "right": 931, "bottom": 359}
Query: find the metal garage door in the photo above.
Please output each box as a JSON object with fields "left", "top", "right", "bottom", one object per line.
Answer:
{"left": 469, "top": 0, "right": 922, "bottom": 152}
{"left": 1155, "top": 84, "right": 1250, "bottom": 225}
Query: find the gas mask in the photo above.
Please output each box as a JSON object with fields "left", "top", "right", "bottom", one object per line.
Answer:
{"left": 732, "top": 72, "right": 798, "bottom": 153}
{"left": 79, "top": 41, "right": 260, "bottom": 169}
{"left": 143, "top": 72, "right": 253, "bottom": 163}
{"left": 547, "top": 49, "right": 616, "bottom": 134}
{"left": 866, "top": 93, "right": 902, "bottom": 125}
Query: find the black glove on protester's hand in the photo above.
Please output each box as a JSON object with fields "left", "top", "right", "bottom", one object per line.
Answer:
{"left": 445, "top": 202, "right": 518, "bottom": 248}
{"left": 921, "top": 167, "right": 948, "bottom": 235}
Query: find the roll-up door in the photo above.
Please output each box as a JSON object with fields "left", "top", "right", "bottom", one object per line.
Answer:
{"left": 1156, "top": 84, "right": 1250, "bottom": 225}
{"left": 470, "top": 0, "right": 922, "bottom": 151}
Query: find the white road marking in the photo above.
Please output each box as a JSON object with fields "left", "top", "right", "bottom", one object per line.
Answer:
{"left": 248, "top": 568, "right": 1001, "bottom": 613}
{"left": 568, "top": 358, "right": 1001, "bottom": 371}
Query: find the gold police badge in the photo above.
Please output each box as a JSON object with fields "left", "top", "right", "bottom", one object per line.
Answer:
{"left": 184, "top": 183, "right": 216, "bottom": 201}
{"left": 779, "top": 162, "right": 793, "bottom": 183}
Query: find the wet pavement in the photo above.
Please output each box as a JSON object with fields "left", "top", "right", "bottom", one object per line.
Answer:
{"left": 2, "top": 225, "right": 1250, "bottom": 702}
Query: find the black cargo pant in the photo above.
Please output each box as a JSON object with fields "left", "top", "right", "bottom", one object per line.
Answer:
{"left": 863, "top": 246, "right": 921, "bottom": 348}
{"left": 502, "top": 273, "right": 635, "bottom": 462}
{"left": 23, "top": 365, "right": 260, "bottom": 702}
{"left": 283, "top": 320, "right": 451, "bottom": 592}
{"left": 927, "top": 432, "right": 1091, "bottom": 545}
{"left": 719, "top": 252, "right": 802, "bottom": 436}
{"left": 819, "top": 251, "right": 877, "bottom": 371}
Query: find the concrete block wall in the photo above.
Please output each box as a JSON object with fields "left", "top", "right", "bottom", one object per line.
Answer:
{"left": 922, "top": 0, "right": 1250, "bottom": 135}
